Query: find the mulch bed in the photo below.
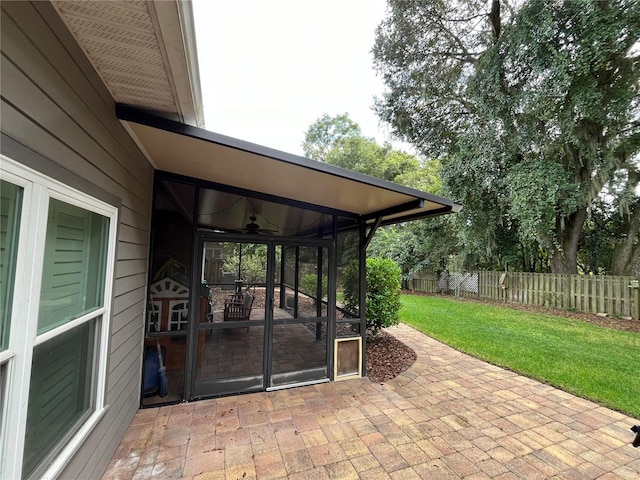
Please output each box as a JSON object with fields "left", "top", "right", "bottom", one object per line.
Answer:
{"left": 366, "top": 330, "right": 417, "bottom": 383}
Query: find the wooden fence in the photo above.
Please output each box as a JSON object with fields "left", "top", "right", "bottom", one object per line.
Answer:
{"left": 405, "top": 271, "right": 640, "bottom": 320}
{"left": 407, "top": 274, "right": 438, "bottom": 294}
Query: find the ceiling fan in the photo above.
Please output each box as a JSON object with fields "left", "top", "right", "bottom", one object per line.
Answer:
{"left": 200, "top": 215, "right": 278, "bottom": 235}
{"left": 240, "top": 215, "right": 277, "bottom": 235}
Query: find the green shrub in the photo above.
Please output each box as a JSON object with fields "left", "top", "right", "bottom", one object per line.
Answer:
{"left": 300, "top": 274, "right": 328, "bottom": 299}
{"left": 343, "top": 257, "right": 402, "bottom": 335}
{"left": 222, "top": 245, "right": 268, "bottom": 285}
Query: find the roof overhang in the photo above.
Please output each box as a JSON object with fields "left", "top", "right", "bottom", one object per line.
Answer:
{"left": 118, "top": 105, "right": 461, "bottom": 229}
{"left": 52, "top": 0, "right": 203, "bottom": 126}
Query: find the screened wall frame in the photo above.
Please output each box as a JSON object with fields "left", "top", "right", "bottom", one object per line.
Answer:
{"left": 188, "top": 232, "right": 337, "bottom": 397}
{"left": 124, "top": 106, "right": 461, "bottom": 401}
{"left": 268, "top": 237, "right": 335, "bottom": 389}
{"left": 144, "top": 170, "right": 371, "bottom": 402}
{"left": 0, "top": 155, "right": 119, "bottom": 480}
{"left": 188, "top": 234, "right": 273, "bottom": 399}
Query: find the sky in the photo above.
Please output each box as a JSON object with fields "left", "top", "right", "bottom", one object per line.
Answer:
{"left": 192, "top": 0, "right": 397, "bottom": 156}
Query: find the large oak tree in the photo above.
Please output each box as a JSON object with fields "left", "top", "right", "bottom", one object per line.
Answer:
{"left": 374, "top": 0, "right": 640, "bottom": 274}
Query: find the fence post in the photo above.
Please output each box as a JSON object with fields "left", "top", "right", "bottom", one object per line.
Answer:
{"left": 631, "top": 278, "right": 639, "bottom": 321}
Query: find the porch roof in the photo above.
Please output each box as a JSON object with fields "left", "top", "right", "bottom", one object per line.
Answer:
{"left": 118, "top": 105, "right": 461, "bottom": 232}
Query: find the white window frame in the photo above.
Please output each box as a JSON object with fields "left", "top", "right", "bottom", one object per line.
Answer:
{"left": 0, "top": 156, "right": 118, "bottom": 480}
{"left": 168, "top": 300, "right": 189, "bottom": 331}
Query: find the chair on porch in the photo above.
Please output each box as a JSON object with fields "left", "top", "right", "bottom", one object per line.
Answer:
{"left": 223, "top": 291, "right": 254, "bottom": 330}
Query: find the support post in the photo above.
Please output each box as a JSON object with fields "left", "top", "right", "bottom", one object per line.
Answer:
{"left": 316, "top": 247, "right": 323, "bottom": 340}
{"left": 294, "top": 246, "right": 300, "bottom": 318}
{"left": 631, "top": 278, "right": 639, "bottom": 321}
{"left": 279, "top": 246, "right": 286, "bottom": 308}
{"left": 359, "top": 222, "right": 367, "bottom": 376}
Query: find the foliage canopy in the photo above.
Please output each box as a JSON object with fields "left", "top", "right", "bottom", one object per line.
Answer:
{"left": 303, "top": 113, "right": 456, "bottom": 274}
{"left": 374, "top": 0, "right": 640, "bottom": 274}
{"left": 302, "top": 113, "right": 361, "bottom": 162}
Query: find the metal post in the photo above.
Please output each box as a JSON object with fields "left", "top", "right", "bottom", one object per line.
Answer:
{"left": 359, "top": 222, "right": 367, "bottom": 376}
{"left": 294, "top": 246, "right": 300, "bottom": 318}
{"left": 279, "top": 246, "right": 286, "bottom": 308}
{"left": 327, "top": 216, "right": 337, "bottom": 380}
{"left": 184, "top": 186, "right": 201, "bottom": 401}
{"left": 316, "top": 247, "right": 323, "bottom": 340}
{"left": 264, "top": 242, "right": 276, "bottom": 389}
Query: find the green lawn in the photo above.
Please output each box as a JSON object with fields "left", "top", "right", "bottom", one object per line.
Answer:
{"left": 399, "top": 294, "right": 640, "bottom": 419}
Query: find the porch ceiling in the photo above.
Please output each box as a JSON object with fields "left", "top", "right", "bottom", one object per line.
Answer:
{"left": 119, "top": 106, "right": 461, "bottom": 231}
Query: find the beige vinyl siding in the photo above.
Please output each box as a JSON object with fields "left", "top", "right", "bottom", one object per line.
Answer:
{"left": 1, "top": 1, "right": 152, "bottom": 478}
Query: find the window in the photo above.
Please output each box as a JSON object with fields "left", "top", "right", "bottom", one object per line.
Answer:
{"left": 0, "top": 179, "right": 22, "bottom": 473}
{"left": 0, "top": 156, "right": 117, "bottom": 480}
{"left": 169, "top": 301, "right": 189, "bottom": 331}
{"left": 0, "top": 180, "right": 21, "bottom": 350}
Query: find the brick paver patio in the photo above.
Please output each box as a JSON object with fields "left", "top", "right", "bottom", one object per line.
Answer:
{"left": 103, "top": 323, "right": 640, "bottom": 479}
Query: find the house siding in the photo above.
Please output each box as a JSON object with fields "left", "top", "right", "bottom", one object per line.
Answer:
{"left": 1, "top": 1, "right": 153, "bottom": 478}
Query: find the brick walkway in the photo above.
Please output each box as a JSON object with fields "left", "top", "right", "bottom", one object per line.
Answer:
{"left": 103, "top": 323, "right": 640, "bottom": 479}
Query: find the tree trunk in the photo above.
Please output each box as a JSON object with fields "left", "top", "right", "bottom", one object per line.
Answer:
{"left": 550, "top": 207, "right": 587, "bottom": 274}
{"left": 611, "top": 201, "right": 640, "bottom": 276}
{"left": 489, "top": 0, "right": 501, "bottom": 39}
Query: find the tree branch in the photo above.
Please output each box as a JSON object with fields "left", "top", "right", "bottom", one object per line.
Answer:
{"left": 431, "top": 50, "right": 483, "bottom": 61}
{"left": 434, "top": 17, "right": 478, "bottom": 64}
{"left": 442, "top": 13, "right": 490, "bottom": 23}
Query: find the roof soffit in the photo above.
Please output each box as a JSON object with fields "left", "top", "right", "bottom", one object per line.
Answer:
{"left": 52, "top": 0, "right": 203, "bottom": 126}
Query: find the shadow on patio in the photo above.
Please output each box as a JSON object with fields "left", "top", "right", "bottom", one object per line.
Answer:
{"left": 104, "top": 324, "right": 640, "bottom": 479}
